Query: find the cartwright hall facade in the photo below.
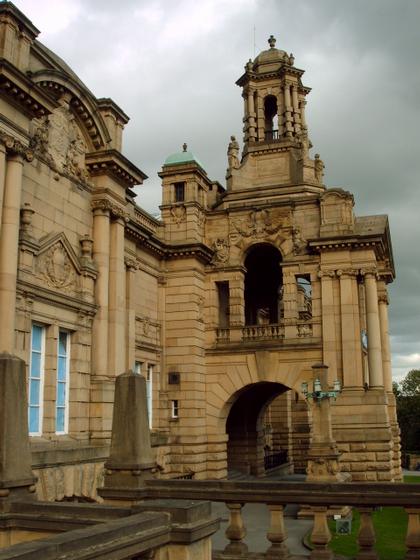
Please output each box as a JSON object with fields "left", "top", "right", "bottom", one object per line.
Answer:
{"left": 0, "top": 3, "right": 401, "bottom": 501}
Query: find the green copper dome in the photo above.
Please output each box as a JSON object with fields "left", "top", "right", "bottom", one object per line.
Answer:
{"left": 164, "top": 143, "right": 205, "bottom": 169}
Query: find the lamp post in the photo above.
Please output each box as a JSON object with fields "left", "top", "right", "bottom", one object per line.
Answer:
{"left": 301, "top": 363, "right": 350, "bottom": 483}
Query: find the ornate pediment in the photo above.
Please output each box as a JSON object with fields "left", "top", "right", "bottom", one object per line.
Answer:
{"left": 35, "top": 233, "right": 82, "bottom": 294}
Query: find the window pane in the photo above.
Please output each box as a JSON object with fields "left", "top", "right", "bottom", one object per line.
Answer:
{"left": 32, "top": 325, "right": 43, "bottom": 351}
{"left": 56, "top": 407, "right": 64, "bottom": 433}
{"left": 57, "top": 382, "right": 66, "bottom": 406}
{"left": 58, "top": 332, "right": 67, "bottom": 356}
{"left": 30, "top": 352, "right": 41, "bottom": 378}
{"left": 29, "top": 407, "right": 39, "bottom": 434}
{"left": 29, "top": 380, "right": 40, "bottom": 406}
{"left": 58, "top": 356, "right": 67, "bottom": 381}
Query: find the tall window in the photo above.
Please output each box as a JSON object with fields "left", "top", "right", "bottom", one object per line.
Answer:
{"left": 174, "top": 182, "right": 185, "bottom": 202}
{"left": 29, "top": 324, "right": 45, "bottom": 435}
{"left": 146, "top": 364, "right": 153, "bottom": 429}
{"left": 56, "top": 330, "right": 70, "bottom": 434}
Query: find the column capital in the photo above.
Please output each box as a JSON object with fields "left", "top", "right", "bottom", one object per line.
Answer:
{"left": 91, "top": 198, "right": 129, "bottom": 222}
{"left": 318, "top": 269, "right": 335, "bottom": 279}
{"left": 378, "top": 293, "right": 389, "bottom": 305}
{"left": 125, "top": 256, "right": 139, "bottom": 271}
{"left": 0, "top": 133, "right": 33, "bottom": 162}
{"left": 360, "top": 267, "right": 378, "bottom": 279}
{"left": 336, "top": 268, "right": 359, "bottom": 278}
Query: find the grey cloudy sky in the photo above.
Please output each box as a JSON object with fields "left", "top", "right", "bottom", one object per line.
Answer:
{"left": 14, "top": 0, "right": 420, "bottom": 382}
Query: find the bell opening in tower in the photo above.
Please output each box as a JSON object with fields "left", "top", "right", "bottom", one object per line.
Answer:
{"left": 264, "top": 95, "right": 278, "bottom": 141}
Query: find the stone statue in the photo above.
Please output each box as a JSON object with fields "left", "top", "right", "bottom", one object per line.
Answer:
{"left": 314, "top": 153, "right": 325, "bottom": 184}
{"left": 227, "top": 135, "right": 240, "bottom": 171}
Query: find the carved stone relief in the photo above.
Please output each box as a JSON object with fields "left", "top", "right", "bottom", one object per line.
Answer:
{"left": 31, "top": 101, "right": 91, "bottom": 185}
{"left": 37, "top": 241, "right": 77, "bottom": 293}
{"left": 211, "top": 238, "right": 229, "bottom": 266}
{"left": 170, "top": 205, "right": 186, "bottom": 224}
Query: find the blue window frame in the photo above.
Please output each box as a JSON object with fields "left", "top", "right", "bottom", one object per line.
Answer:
{"left": 29, "top": 324, "right": 45, "bottom": 435}
{"left": 56, "top": 331, "right": 70, "bottom": 434}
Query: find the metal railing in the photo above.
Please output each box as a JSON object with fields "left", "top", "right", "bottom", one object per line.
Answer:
{"left": 264, "top": 450, "right": 288, "bottom": 471}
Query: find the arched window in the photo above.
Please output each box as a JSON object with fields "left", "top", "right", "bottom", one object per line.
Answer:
{"left": 244, "top": 244, "right": 282, "bottom": 325}
{"left": 264, "top": 95, "right": 278, "bottom": 140}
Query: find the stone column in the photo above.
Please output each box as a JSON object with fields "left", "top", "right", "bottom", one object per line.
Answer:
{"left": 300, "top": 99, "right": 307, "bottom": 130}
{"left": 256, "top": 93, "right": 265, "bottom": 142}
{"left": 0, "top": 141, "right": 7, "bottom": 231}
{"left": 92, "top": 204, "right": 111, "bottom": 378}
{"left": 0, "top": 152, "right": 24, "bottom": 352}
{"left": 125, "top": 257, "right": 137, "bottom": 371}
{"left": 337, "top": 269, "right": 363, "bottom": 388}
{"left": 247, "top": 89, "right": 256, "bottom": 141}
{"left": 276, "top": 90, "right": 284, "bottom": 137}
{"left": 282, "top": 266, "right": 298, "bottom": 339}
{"left": 378, "top": 289, "right": 392, "bottom": 393}
{"left": 108, "top": 216, "right": 126, "bottom": 376}
{"left": 363, "top": 270, "right": 384, "bottom": 388}
{"left": 291, "top": 85, "right": 301, "bottom": 134}
{"left": 283, "top": 82, "right": 293, "bottom": 138}
{"left": 319, "top": 270, "right": 338, "bottom": 380}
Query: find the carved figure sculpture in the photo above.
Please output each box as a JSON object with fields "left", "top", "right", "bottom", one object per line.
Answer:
{"left": 314, "top": 153, "right": 325, "bottom": 184}
{"left": 227, "top": 135, "right": 240, "bottom": 171}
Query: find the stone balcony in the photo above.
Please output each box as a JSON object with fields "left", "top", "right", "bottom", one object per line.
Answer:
{"left": 215, "top": 319, "right": 319, "bottom": 346}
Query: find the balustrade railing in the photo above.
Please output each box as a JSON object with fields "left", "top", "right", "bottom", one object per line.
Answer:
{"left": 242, "top": 323, "right": 285, "bottom": 341}
{"left": 265, "top": 129, "right": 280, "bottom": 141}
{"left": 143, "top": 479, "right": 420, "bottom": 559}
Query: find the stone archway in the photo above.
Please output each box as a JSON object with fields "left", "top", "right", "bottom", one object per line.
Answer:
{"left": 226, "top": 381, "right": 289, "bottom": 477}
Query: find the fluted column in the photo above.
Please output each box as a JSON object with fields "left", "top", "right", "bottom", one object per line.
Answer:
{"left": 319, "top": 270, "right": 338, "bottom": 380}
{"left": 363, "top": 270, "right": 384, "bottom": 388}
{"left": 108, "top": 216, "right": 126, "bottom": 376}
{"left": 378, "top": 289, "right": 392, "bottom": 393}
{"left": 92, "top": 204, "right": 111, "bottom": 378}
{"left": 0, "top": 153, "right": 24, "bottom": 352}
{"left": 125, "top": 257, "right": 137, "bottom": 371}
{"left": 338, "top": 268, "right": 363, "bottom": 388}
{"left": 291, "top": 85, "right": 301, "bottom": 134}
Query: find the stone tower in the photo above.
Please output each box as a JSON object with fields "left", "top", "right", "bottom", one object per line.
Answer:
{"left": 159, "top": 36, "right": 400, "bottom": 482}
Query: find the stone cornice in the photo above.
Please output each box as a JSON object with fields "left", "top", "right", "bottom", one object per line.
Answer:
{"left": 97, "top": 98, "right": 129, "bottom": 125}
{"left": 164, "top": 242, "right": 214, "bottom": 265}
{"left": 0, "top": 59, "right": 57, "bottom": 118}
{"left": 0, "top": 2, "right": 40, "bottom": 39}
{"left": 86, "top": 149, "right": 147, "bottom": 190}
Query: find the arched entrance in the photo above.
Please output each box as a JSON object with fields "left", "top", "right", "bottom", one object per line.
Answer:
{"left": 226, "top": 381, "right": 289, "bottom": 477}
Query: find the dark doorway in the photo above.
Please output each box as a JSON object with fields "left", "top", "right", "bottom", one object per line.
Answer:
{"left": 244, "top": 244, "right": 282, "bottom": 325}
{"left": 226, "top": 381, "right": 288, "bottom": 477}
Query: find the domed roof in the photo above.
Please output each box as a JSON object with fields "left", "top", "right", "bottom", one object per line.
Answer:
{"left": 252, "top": 35, "right": 294, "bottom": 72}
{"left": 164, "top": 143, "right": 204, "bottom": 169}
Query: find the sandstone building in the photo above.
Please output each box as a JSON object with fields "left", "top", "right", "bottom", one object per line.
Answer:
{"left": 0, "top": 4, "right": 401, "bottom": 500}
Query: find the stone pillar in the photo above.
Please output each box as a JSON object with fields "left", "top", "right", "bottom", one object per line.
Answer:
{"left": 378, "top": 289, "right": 392, "bottom": 393}
{"left": 300, "top": 99, "right": 307, "bottom": 130}
{"left": 247, "top": 89, "right": 256, "bottom": 141}
{"left": 319, "top": 270, "right": 338, "bottom": 379}
{"left": 291, "top": 85, "right": 301, "bottom": 134}
{"left": 0, "top": 141, "right": 6, "bottom": 231}
{"left": 338, "top": 269, "right": 363, "bottom": 388}
{"left": 282, "top": 266, "right": 298, "bottom": 338}
{"left": 101, "top": 371, "right": 157, "bottom": 493}
{"left": 276, "top": 90, "right": 284, "bottom": 137}
{"left": 0, "top": 353, "right": 36, "bottom": 511}
{"left": 364, "top": 270, "right": 384, "bottom": 388}
{"left": 108, "top": 216, "right": 126, "bottom": 376}
{"left": 283, "top": 82, "right": 293, "bottom": 137}
{"left": 0, "top": 153, "right": 24, "bottom": 352}
{"left": 256, "top": 93, "right": 265, "bottom": 142}
{"left": 125, "top": 257, "right": 137, "bottom": 371}
{"left": 92, "top": 204, "right": 110, "bottom": 378}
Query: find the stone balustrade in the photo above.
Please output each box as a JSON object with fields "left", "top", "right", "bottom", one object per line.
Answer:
{"left": 215, "top": 319, "right": 317, "bottom": 345}
{"left": 138, "top": 479, "right": 420, "bottom": 559}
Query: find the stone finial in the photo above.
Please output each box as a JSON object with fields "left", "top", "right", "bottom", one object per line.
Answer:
{"left": 103, "top": 371, "right": 157, "bottom": 489}
{"left": 182, "top": 142, "right": 187, "bottom": 152}
{"left": 0, "top": 353, "right": 36, "bottom": 510}
{"left": 246, "top": 58, "right": 253, "bottom": 72}
{"left": 268, "top": 35, "right": 276, "bottom": 48}
{"left": 289, "top": 52, "right": 295, "bottom": 65}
